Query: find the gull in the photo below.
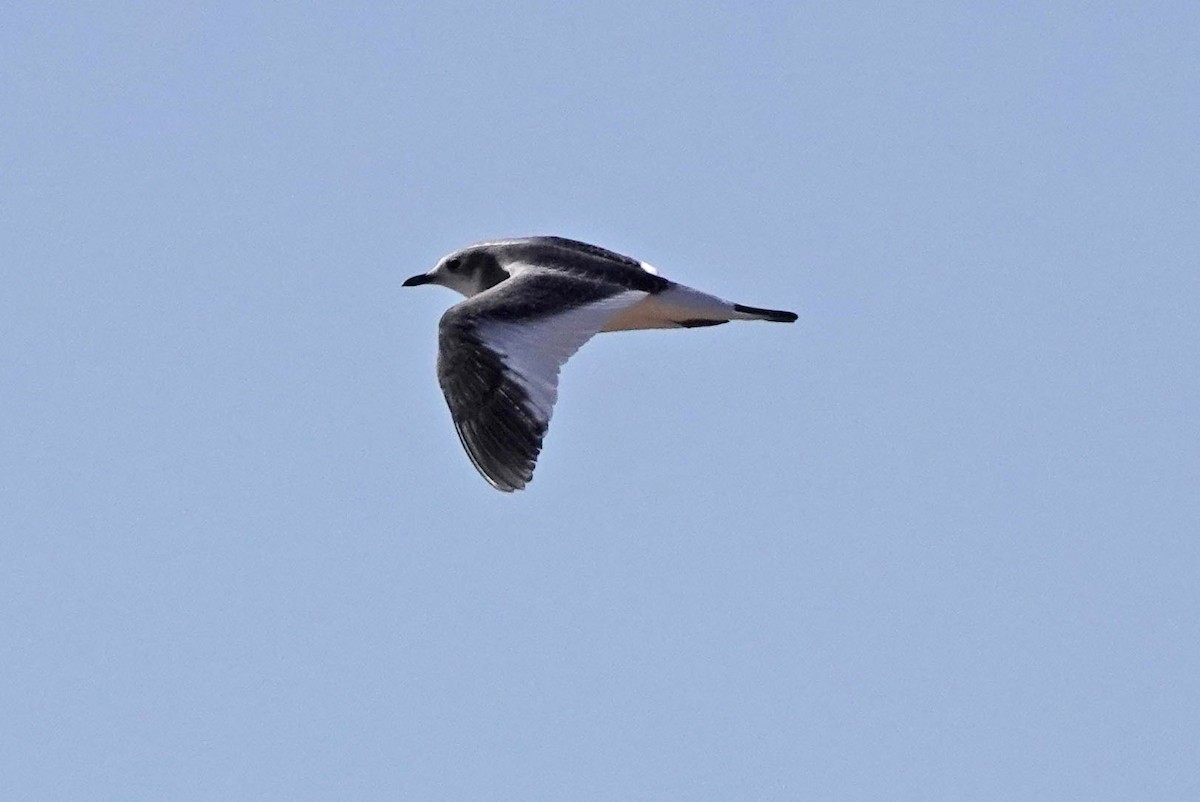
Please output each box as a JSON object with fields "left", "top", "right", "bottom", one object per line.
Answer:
{"left": 403, "top": 236, "right": 797, "bottom": 492}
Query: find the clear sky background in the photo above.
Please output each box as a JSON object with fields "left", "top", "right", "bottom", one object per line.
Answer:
{"left": 3, "top": 3, "right": 1198, "bottom": 799}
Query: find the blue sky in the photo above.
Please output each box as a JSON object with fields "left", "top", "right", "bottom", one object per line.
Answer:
{"left": 3, "top": 3, "right": 1198, "bottom": 799}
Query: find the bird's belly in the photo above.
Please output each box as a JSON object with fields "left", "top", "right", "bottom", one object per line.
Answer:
{"left": 600, "top": 286, "right": 736, "bottom": 332}
{"left": 600, "top": 296, "right": 682, "bottom": 331}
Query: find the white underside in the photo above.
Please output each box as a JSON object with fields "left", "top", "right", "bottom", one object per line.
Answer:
{"left": 470, "top": 280, "right": 765, "bottom": 427}
{"left": 476, "top": 289, "right": 648, "bottom": 423}
{"left": 600, "top": 284, "right": 759, "bottom": 332}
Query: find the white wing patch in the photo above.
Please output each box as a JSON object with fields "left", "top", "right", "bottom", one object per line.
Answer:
{"left": 475, "top": 290, "right": 647, "bottom": 424}
{"left": 639, "top": 261, "right": 659, "bottom": 275}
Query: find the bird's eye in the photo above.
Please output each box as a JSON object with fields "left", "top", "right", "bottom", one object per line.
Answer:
{"left": 445, "top": 258, "right": 462, "bottom": 272}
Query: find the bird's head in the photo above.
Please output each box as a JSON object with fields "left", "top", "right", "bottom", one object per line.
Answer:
{"left": 403, "top": 246, "right": 509, "bottom": 298}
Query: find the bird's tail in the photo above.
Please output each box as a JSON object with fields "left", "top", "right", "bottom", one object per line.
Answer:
{"left": 604, "top": 284, "right": 798, "bottom": 331}
{"left": 732, "top": 303, "right": 798, "bottom": 323}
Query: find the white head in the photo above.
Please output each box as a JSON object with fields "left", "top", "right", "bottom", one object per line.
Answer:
{"left": 403, "top": 246, "right": 511, "bottom": 298}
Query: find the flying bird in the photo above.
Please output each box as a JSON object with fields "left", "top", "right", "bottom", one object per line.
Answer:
{"left": 404, "top": 236, "right": 797, "bottom": 492}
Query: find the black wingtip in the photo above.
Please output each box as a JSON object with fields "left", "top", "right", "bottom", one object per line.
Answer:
{"left": 734, "top": 303, "right": 798, "bottom": 323}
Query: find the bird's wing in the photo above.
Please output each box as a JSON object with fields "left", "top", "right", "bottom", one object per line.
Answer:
{"left": 437, "top": 268, "right": 648, "bottom": 491}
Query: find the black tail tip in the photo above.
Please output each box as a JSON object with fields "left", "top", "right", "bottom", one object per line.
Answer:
{"left": 734, "top": 303, "right": 798, "bottom": 323}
